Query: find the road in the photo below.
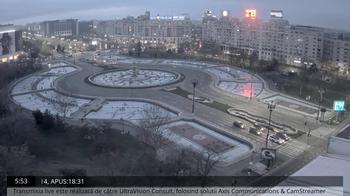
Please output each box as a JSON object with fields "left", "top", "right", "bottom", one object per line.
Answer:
{"left": 53, "top": 56, "right": 332, "bottom": 176}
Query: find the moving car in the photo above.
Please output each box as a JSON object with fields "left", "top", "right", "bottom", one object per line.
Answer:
{"left": 233, "top": 121, "right": 245, "bottom": 129}
{"left": 269, "top": 134, "right": 285, "bottom": 144}
{"left": 254, "top": 123, "right": 267, "bottom": 132}
{"left": 249, "top": 126, "right": 262, "bottom": 135}
{"left": 276, "top": 132, "right": 290, "bottom": 141}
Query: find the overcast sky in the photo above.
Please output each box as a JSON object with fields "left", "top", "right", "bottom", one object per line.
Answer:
{"left": 1, "top": 0, "right": 350, "bottom": 30}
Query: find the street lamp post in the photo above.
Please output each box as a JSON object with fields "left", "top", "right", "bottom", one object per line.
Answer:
{"left": 265, "top": 101, "right": 276, "bottom": 148}
{"left": 191, "top": 79, "right": 198, "bottom": 114}
{"left": 250, "top": 82, "right": 253, "bottom": 100}
{"left": 316, "top": 87, "right": 325, "bottom": 121}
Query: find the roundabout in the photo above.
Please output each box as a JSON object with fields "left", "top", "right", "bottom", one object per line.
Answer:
{"left": 9, "top": 59, "right": 254, "bottom": 165}
{"left": 8, "top": 52, "right": 331, "bottom": 168}
{"left": 88, "top": 67, "right": 182, "bottom": 88}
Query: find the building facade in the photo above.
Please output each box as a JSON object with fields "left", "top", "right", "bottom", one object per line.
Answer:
{"left": 323, "top": 32, "right": 350, "bottom": 71}
{"left": 27, "top": 19, "right": 79, "bottom": 37}
{"left": 201, "top": 9, "right": 331, "bottom": 67}
{"left": 0, "top": 24, "right": 22, "bottom": 62}
{"left": 112, "top": 12, "right": 192, "bottom": 44}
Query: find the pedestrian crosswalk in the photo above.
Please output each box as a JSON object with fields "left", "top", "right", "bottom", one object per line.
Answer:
{"left": 275, "top": 140, "right": 310, "bottom": 159}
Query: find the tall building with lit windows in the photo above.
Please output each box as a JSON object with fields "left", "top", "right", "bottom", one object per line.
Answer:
{"left": 323, "top": 31, "right": 350, "bottom": 70}
{"left": 0, "top": 24, "right": 22, "bottom": 63}
{"left": 113, "top": 11, "right": 192, "bottom": 44}
{"left": 202, "top": 9, "right": 327, "bottom": 66}
{"left": 259, "top": 10, "right": 289, "bottom": 62}
{"left": 202, "top": 9, "right": 239, "bottom": 47}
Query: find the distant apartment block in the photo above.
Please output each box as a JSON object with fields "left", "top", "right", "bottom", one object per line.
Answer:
{"left": 27, "top": 19, "right": 79, "bottom": 37}
{"left": 202, "top": 9, "right": 349, "bottom": 68}
{"left": 0, "top": 24, "right": 22, "bottom": 62}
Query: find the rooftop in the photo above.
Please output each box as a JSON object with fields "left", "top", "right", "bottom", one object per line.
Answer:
{"left": 290, "top": 154, "right": 350, "bottom": 195}
{"left": 336, "top": 124, "right": 350, "bottom": 140}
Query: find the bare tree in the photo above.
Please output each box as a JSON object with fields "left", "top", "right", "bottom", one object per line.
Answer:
{"left": 164, "top": 147, "right": 195, "bottom": 176}
{"left": 51, "top": 92, "right": 78, "bottom": 118}
{"left": 0, "top": 89, "right": 10, "bottom": 118}
{"left": 139, "top": 105, "right": 173, "bottom": 150}
{"left": 193, "top": 150, "right": 220, "bottom": 177}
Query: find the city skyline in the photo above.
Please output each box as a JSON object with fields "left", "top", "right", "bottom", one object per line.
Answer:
{"left": 1, "top": 0, "right": 350, "bottom": 31}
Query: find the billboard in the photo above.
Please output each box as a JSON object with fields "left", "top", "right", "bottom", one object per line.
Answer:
{"left": 333, "top": 100, "right": 345, "bottom": 111}
{"left": 270, "top": 10, "right": 284, "bottom": 18}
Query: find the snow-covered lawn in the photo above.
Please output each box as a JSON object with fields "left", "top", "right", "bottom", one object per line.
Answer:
{"left": 218, "top": 81, "right": 263, "bottom": 97}
{"left": 263, "top": 95, "right": 325, "bottom": 116}
{"left": 39, "top": 90, "right": 91, "bottom": 107}
{"left": 216, "top": 66, "right": 260, "bottom": 82}
{"left": 206, "top": 68, "right": 235, "bottom": 81}
{"left": 91, "top": 69, "right": 179, "bottom": 88}
{"left": 36, "top": 76, "right": 58, "bottom": 90}
{"left": 162, "top": 60, "right": 208, "bottom": 69}
{"left": 11, "top": 76, "right": 43, "bottom": 94}
{"left": 41, "top": 66, "right": 77, "bottom": 75}
{"left": 13, "top": 93, "right": 82, "bottom": 117}
{"left": 86, "top": 101, "right": 177, "bottom": 124}
{"left": 160, "top": 121, "right": 251, "bottom": 163}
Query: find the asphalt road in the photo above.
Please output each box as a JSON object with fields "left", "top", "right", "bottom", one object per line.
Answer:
{"left": 53, "top": 57, "right": 329, "bottom": 176}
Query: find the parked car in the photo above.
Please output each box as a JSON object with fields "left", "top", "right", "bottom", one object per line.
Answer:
{"left": 269, "top": 134, "right": 285, "bottom": 144}
{"left": 276, "top": 132, "right": 290, "bottom": 141}
{"left": 233, "top": 121, "right": 245, "bottom": 129}
{"left": 249, "top": 126, "right": 262, "bottom": 135}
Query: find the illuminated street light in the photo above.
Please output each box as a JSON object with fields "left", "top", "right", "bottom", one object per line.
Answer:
{"left": 222, "top": 10, "right": 229, "bottom": 17}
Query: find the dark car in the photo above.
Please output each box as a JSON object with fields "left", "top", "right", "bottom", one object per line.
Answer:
{"left": 233, "top": 121, "right": 245, "bottom": 129}
{"left": 249, "top": 126, "right": 262, "bottom": 135}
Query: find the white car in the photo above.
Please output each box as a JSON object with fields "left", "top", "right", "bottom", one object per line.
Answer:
{"left": 269, "top": 135, "right": 285, "bottom": 144}
{"left": 276, "top": 132, "right": 290, "bottom": 141}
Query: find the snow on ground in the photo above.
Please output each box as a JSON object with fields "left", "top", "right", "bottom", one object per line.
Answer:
{"left": 36, "top": 76, "right": 58, "bottom": 90}
{"left": 263, "top": 95, "right": 326, "bottom": 117}
{"left": 216, "top": 66, "right": 260, "bottom": 82}
{"left": 13, "top": 93, "right": 82, "bottom": 117}
{"left": 117, "top": 58, "right": 154, "bottom": 65}
{"left": 86, "top": 101, "right": 177, "bottom": 124}
{"left": 48, "top": 62, "right": 67, "bottom": 68}
{"left": 162, "top": 60, "right": 208, "bottom": 69}
{"left": 160, "top": 121, "right": 251, "bottom": 162}
{"left": 41, "top": 66, "right": 77, "bottom": 75}
{"left": 218, "top": 82, "right": 263, "bottom": 97}
{"left": 91, "top": 69, "right": 179, "bottom": 88}
{"left": 39, "top": 90, "right": 91, "bottom": 107}
{"left": 206, "top": 68, "right": 235, "bottom": 81}
{"left": 11, "top": 76, "right": 43, "bottom": 94}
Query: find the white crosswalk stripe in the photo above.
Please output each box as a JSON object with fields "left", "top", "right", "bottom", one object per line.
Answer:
{"left": 276, "top": 140, "right": 310, "bottom": 158}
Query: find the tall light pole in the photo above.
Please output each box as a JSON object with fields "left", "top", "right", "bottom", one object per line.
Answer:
{"left": 191, "top": 79, "right": 198, "bottom": 114}
{"left": 316, "top": 87, "right": 325, "bottom": 121}
{"left": 265, "top": 101, "right": 276, "bottom": 148}
{"left": 250, "top": 82, "right": 253, "bottom": 100}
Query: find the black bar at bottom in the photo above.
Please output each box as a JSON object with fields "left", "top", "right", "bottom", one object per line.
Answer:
{"left": 6, "top": 176, "right": 343, "bottom": 188}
